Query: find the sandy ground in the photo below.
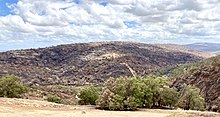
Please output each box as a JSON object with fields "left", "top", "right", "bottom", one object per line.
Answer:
{"left": 0, "top": 98, "right": 219, "bottom": 117}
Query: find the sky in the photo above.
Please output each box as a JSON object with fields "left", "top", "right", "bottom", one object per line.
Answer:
{"left": 0, "top": 0, "right": 220, "bottom": 51}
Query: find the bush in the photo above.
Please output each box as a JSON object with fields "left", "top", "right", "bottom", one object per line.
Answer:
{"left": 78, "top": 85, "right": 99, "bottom": 105}
{"left": 0, "top": 75, "right": 29, "bottom": 98}
{"left": 47, "top": 95, "right": 61, "bottom": 103}
{"left": 97, "top": 77, "right": 153, "bottom": 110}
{"left": 177, "top": 85, "right": 205, "bottom": 110}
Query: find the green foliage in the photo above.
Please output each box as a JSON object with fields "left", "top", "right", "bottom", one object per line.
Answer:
{"left": 169, "top": 56, "right": 220, "bottom": 79}
{"left": 141, "top": 76, "right": 168, "bottom": 107}
{"left": 79, "top": 85, "right": 99, "bottom": 105}
{"left": 97, "top": 76, "right": 205, "bottom": 111}
{"left": 97, "top": 77, "right": 150, "bottom": 110}
{"left": 0, "top": 75, "right": 29, "bottom": 98}
{"left": 97, "top": 76, "right": 180, "bottom": 110}
{"left": 47, "top": 95, "right": 62, "bottom": 103}
{"left": 169, "top": 63, "right": 200, "bottom": 78}
{"left": 178, "top": 85, "right": 205, "bottom": 110}
{"left": 160, "top": 87, "right": 179, "bottom": 108}
{"left": 140, "top": 76, "right": 179, "bottom": 108}
{"left": 203, "top": 55, "right": 220, "bottom": 66}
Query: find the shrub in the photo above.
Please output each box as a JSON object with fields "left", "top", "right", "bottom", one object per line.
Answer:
{"left": 177, "top": 85, "right": 205, "bottom": 110}
{"left": 78, "top": 85, "right": 99, "bottom": 105}
{"left": 47, "top": 95, "right": 61, "bottom": 103}
{"left": 0, "top": 75, "right": 29, "bottom": 98}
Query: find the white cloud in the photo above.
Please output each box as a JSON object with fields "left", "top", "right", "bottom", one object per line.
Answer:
{"left": 92, "top": 0, "right": 135, "bottom": 5}
{"left": 0, "top": 0, "right": 220, "bottom": 51}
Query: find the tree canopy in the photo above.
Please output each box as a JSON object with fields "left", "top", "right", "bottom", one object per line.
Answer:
{"left": 0, "top": 75, "right": 29, "bottom": 98}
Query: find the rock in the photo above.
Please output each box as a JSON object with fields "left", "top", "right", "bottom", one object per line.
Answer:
{"left": 81, "top": 111, "right": 86, "bottom": 114}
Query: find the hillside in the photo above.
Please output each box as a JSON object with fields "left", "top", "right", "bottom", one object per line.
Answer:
{"left": 172, "top": 55, "right": 220, "bottom": 112}
{"left": 0, "top": 41, "right": 213, "bottom": 86}
{"left": 185, "top": 43, "right": 220, "bottom": 53}
{"left": 156, "top": 44, "right": 215, "bottom": 59}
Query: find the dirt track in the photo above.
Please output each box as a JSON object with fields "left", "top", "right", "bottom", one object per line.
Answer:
{"left": 0, "top": 98, "right": 219, "bottom": 117}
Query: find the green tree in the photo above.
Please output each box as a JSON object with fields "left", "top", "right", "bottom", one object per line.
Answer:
{"left": 97, "top": 77, "right": 153, "bottom": 110}
{"left": 97, "top": 76, "right": 181, "bottom": 110}
{"left": 141, "top": 76, "right": 167, "bottom": 107}
{"left": 178, "top": 85, "right": 205, "bottom": 110}
{"left": 0, "top": 75, "right": 29, "bottom": 98}
{"left": 79, "top": 85, "right": 99, "bottom": 105}
{"left": 160, "top": 87, "right": 179, "bottom": 108}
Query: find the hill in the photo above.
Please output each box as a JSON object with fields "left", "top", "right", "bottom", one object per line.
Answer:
{"left": 156, "top": 44, "right": 215, "bottom": 59}
{"left": 172, "top": 55, "right": 220, "bottom": 112}
{"left": 0, "top": 41, "right": 213, "bottom": 86}
{"left": 185, "top": 43, "right": 220, "bottom": 53}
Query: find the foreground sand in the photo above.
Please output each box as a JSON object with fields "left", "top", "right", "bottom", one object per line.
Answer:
{"left": 0, "top": 98, "right": 219, "bottom": 117}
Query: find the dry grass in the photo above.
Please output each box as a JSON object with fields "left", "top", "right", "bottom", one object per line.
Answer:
{"left": 0, "top": 98, "right": 219, "bottom": 117}
{"left": 166, "top": 113, "right": 189, "bottom": 117}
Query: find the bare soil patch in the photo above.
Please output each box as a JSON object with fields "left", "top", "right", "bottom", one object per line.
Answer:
{"left": 0, "top": 98, "right": 219, "bottom": 117}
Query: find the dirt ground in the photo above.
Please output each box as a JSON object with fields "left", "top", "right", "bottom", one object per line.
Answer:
{"left": 0, "top": 98, "right": 219, "bottom": 117}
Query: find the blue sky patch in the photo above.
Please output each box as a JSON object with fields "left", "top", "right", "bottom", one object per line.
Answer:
{"left": 124, "top": 21, "right": 139, "bottom": 28}
{"left": 73, "top": 0, "right": 81, "bottom": 4}
{"left": 38, "top": 10, "right": 46, "bottom": 16}
{"left": 99, "top": 2, "right": 109, "bottom": 7}
{"left": 0, "top": 0, "right": 18, "bottom": 16}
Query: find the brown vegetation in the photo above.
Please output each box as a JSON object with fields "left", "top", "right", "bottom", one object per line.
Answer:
{"left": 172, "top": 56, "right": 220, "bottom": 112}
{"left": 0, "top": 42, "right": 206, "bottom": 86}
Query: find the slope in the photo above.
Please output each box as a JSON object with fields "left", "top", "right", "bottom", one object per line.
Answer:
{"left": 172, "top": 55, "right": 220, "bottom": 112}
{"left": 0, "top": 41, "right": 211, "bottom": 86}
